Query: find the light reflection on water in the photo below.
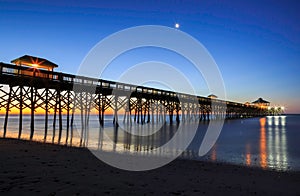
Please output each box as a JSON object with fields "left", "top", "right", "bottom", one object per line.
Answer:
{"left": 204, "top": 115, "right": 295, "bottom": 171}
{"left": 245, "top": 143, "right": 251, "bottom": 166}
{"left": 0, "top": 114, "right": 299, "bottom": 171}
{"left": 259, "top": 117, "right": 267, "bottom": 169}
{"left": 264, "top": 116, "right": 288, "bottom": 170}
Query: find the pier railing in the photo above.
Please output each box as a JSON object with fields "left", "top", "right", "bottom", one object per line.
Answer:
{"left": 0, "top": 62, "right": 255, "bottom": 107}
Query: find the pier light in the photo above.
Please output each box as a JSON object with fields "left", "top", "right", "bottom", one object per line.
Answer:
{"left": 281, "top": 106, "right": 285, "bottom": 110}
{"left": 31, "top": 63, "right": 39, "bottom": 68}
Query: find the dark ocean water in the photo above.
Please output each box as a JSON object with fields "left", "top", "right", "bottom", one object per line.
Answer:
{"left": 194, "top": 115, "right": 300, "bottom": 171}
{"left": 0, "top": 114, "right": 299, "bottom": 171}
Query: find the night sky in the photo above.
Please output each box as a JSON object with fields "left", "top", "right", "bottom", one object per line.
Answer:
{"left": 1, "top": 0, "right": 299, "bottom": 113}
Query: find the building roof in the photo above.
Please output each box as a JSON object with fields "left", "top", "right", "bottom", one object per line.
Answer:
{"left": 252, "top": 97, "right": 270, "bottom": 104}
{"left": 11, "top": 55, "right": 58, "bottom": 70}
{"left": 208, "top": 94, "right": 218, "bottom": 99}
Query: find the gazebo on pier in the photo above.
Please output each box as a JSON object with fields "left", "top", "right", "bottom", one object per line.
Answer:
{"left": 252, "top": 98, "right": 270, "bottom": 109}
{"left": 208, "top": 94, "right": 218, "bottom": 99}
{"left": 11, "top": 55, "right": 58, "bottom": 71}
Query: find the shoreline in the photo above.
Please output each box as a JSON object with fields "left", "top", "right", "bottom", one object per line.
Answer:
{"left": 0, "top": 138, "right": 299, "bottom": 195}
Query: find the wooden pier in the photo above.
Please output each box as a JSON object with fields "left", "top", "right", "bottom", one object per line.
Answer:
{"left": 0, "top": 62, "right": 268, "bottom": 145}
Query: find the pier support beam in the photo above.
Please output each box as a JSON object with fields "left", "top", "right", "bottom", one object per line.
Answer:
{"left": 52, "top": 94, "right": 57, "bottom": 143}
{"left": 65, "top": 90, "right": 71, "bottom": 144}
{"left": 30, "top": 86, "right": 36, "bottom": 140}
{"left": 3, "top": 85, "right": 12, "bottom": 138}
{"left": 58, "top": 90, "right": 62, "bottom": 144}
{"left": 44, "top": 88, "right": 49, "bottom": 141}
{"left": 18, "top": 86, "right": 23, "bottom": 139}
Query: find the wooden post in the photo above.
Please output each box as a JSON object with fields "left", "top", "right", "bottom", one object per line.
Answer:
{"left": 85, "top": 92, "right": 91, "bottom": 147}
{"left": 147, "top": 102, "right": 150, "bottom": 123}
{"left": 113, "top": 95, "right": 119, "bottom": 127}
{"left": 156, "top": 102, "right": 159, "bottom": 123}
{"left": 97, "top": 94, "right": 103, "bottom": 150}
{"left": 18, "top": 86, "right": 23, "bottom": 139}
{"left": 169, "top": 102, "right": 173, "bottom": 124}
{"left": 44, "top": 88, "right": 49, "bottom": 141}
{"left": 83, "top": 93, "right": 88, "bottom": 147}
{"left": 181, "top": 102, "right": 185, "bottom": 122}
{"left": 134, "top": 108, "right": 137, "bottom": 122}
{"left": 199, "top": 105, "right": 203, "bottom": 121}
{"left": 65, "top": 91, "right": 70, "bottom": 144}
{"left": 98, "top": 94, "right": 103, "bottom": 126}
{"left": 58, "top": 90, "right": 62, "bottom": 144}
{"left": 101, "top": 96, "right": 105, "bottom": 127}
{"left": 176, "top": 103, "right": 180, "bottom": 124}
{"left": 129, "top": 99, "right": 132, "bottom": 125}
{"left": 159, "top": 102, "right": 162, "bottom": 123}
{"left": 3, "top": 85, "right": 12, "bottom": 137}
{"left": 143, "top": 102, "right": 147, "bottom": 124}
{"left": 52, "top": 94, "right": 57, "bottom": 143}
{"left": 163, "top": 102, "right": 166, "bottom": 123}
{"left": 151, "top": 101, "right": 155, "bottom": 125}
{"left": 187, "top": 102, "right": 190, "bottom": 122}
{"left": 123, "top": 109, "right": 127, "bottom": 123}
{"left": 29, "top": 86, "right": 35, "bottom": 140}
{"left": 137, "top": 98, "right": 140, "bottom": 124}
{"left": 80, "top": 92, "right": 84, "bottom": 147}
{"left": 70, "top": 97, "right": 75, "bottom": 146}
{"left": 98, "top": 94, "right": 102, "bottom": 126}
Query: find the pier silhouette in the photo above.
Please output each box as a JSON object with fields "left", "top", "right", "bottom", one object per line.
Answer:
{"left": 0, "top": 57, "right": 268, "bottom": 146}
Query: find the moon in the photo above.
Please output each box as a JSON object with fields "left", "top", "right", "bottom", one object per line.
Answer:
{"left": 175, "top": 23, "right": 180, "bottom": 29}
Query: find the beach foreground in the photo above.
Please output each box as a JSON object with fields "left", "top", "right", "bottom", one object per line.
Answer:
{"left": 0, "top": 138, "right": 299, "bottom": 195}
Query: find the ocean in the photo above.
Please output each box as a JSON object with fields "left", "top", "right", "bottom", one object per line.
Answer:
{"left": 0, "top": 114, "right": 299, "bottom": 171}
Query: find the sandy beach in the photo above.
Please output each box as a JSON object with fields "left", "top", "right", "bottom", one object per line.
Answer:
{"left": 0, "top": 138, "right": 299, "bottom": 195}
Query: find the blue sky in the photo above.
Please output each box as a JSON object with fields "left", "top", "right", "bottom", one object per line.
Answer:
{"left": 0, "top": 0, "right": 299, "bottom": 113}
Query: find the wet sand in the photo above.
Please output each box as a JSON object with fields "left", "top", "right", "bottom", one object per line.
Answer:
{"left": 0, "top": 138, "right": 299, "bottom": 195}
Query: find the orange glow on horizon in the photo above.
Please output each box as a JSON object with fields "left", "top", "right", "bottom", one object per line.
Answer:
{"left": 0, "top": 107, "right": 115, "bottom": 115}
